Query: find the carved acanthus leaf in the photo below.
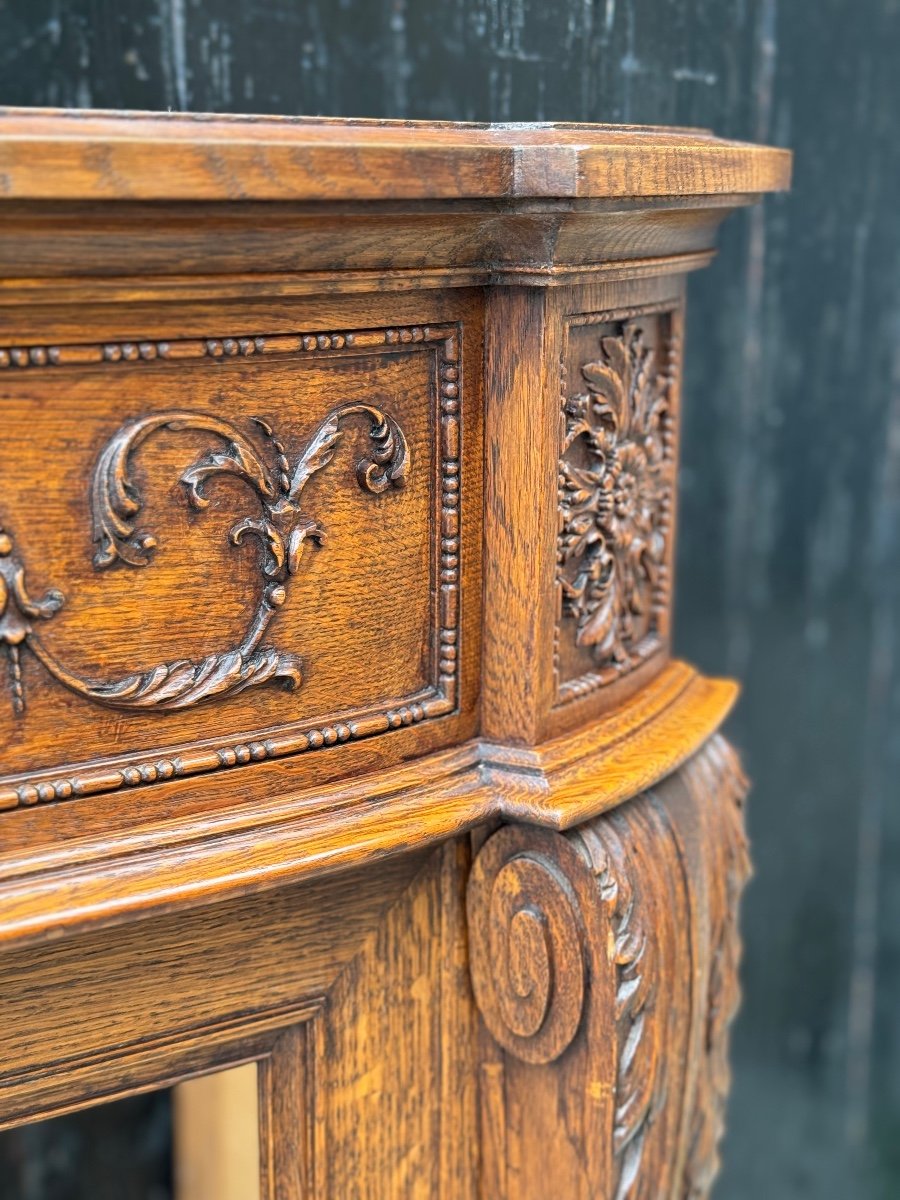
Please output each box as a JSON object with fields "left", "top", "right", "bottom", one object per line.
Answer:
{"left": 2, "top": 402, "right": 410, "bottom": 715}
{"left": 557, "top": 316, "right": 675, "bottom": 685}
{"left": 91, "top": 411, "right": 276, "bottom": 569}
{"left": 30, "top": 636, "right": 303, "bottom": 710}
{"left": 577, "top": 817, "right": 662, "bottom": 1200}
{"left": 680, "top": 736, "right": 751, "bottom": 1199}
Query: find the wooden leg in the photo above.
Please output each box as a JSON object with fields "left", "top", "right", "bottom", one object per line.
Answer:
{"left": 466, "top": 734, "right": 750, "bottom": 1199}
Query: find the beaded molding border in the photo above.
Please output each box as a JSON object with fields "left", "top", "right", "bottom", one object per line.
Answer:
{"left": 0, "top": 323, "right": 463, "bottom": 810}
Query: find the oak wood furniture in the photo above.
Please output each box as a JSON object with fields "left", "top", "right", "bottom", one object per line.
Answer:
{"left": 0, "top": 110, "right": 790, "bottom": 1198}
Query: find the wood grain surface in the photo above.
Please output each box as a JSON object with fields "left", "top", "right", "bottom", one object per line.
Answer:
{"left": 0, "top": 108, "right": 790, "bottom": 202}
{"left": 0, "top": 168, "right": 777, "bottom": 950}
{"left": 0, "top": 105, "right": 787, "bottom": 1199}
{"left": 2, "top": 2, "right": 896, "bottom": 1197}
{"left": 0, "top": 660, "right": 735, "bottom": 946}
{"left": 0, "top": 737, "right": 748, "bottom": 1199}
{"left": 468, "top": 735, "right": 749, "bottom": 1199}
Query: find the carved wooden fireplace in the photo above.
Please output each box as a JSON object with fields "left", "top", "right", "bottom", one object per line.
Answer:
{"left": 0, "top": 111, "right": 789, "bottom": 1197}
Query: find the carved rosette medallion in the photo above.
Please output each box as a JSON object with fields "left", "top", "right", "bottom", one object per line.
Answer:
{"left": 556, "top": 308, "right": 679, "bottom": 703}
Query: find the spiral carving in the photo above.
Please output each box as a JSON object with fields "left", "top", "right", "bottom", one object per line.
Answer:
{"left": 467, "top": 826, "right": 588, "bottom": 1064}
{"left": 468, "top": 740, "right": 749, "bottom": 1196}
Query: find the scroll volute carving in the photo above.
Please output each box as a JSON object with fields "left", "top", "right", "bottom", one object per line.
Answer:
{"left": 1, "top": 403, "right": 409, "bottom": 716}
{"left": 467, "top": 817, "right": 672, "bottom": 1197}
{"left": 466, "top": 827, "right": 590, "bottom": 1065}
{"left": 467, "top": 736, "right": 750, "bottom": 1199}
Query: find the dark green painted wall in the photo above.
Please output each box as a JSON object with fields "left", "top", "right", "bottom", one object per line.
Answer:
{"left": 1, "top": 1, "right": 898, "bottom": 1196}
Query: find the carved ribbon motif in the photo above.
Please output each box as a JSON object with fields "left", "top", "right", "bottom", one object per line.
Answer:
{"left": 558, "top": 320, "right": 673, "bottom": 672}
{"left": 1, "top": 404, "right": 409, "bottom": 714}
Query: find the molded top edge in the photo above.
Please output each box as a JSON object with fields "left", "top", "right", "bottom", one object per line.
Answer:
{"left": 0, "top": 106, "right": 792, "bottom": 203}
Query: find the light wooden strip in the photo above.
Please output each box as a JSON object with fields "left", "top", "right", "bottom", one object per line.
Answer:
{"left": 174, "top": 1065, "right": 261, "bottom": 1200}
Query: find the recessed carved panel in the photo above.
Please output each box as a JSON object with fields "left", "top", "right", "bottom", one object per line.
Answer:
{"left": 0, "top": 324, "right": 465, "bottom": 809}
{"left": 555, "top": 304, "right": 680, "bottom": 705}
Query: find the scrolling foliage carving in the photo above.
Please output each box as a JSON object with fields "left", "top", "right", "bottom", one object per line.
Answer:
{"left": 0, "top": 531, "right": 65, "bottom": 716}
{"left": 556, "top": 309, "right": 677, "bottom": 701}
{"left": 578, "top": 816, "right": 662, "bottom": 1200}
{"left": 1, "top": 404, "right": 409, "bottom": 714}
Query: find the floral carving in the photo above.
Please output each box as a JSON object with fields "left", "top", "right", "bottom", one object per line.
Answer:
{"left": 558, "top": 319, "right": 674, "bottom": 680}
{"left": 1, "top": 404, "right": 409, "bottom": 715}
